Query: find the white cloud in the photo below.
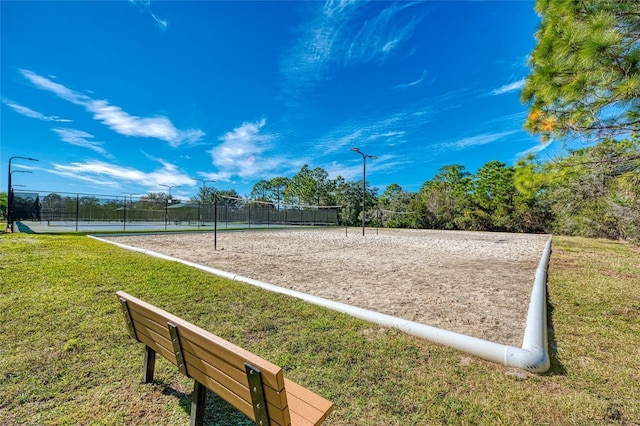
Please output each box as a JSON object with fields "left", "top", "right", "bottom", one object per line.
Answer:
{"left": 317, "top": 121, "right": 407, "bottom": 155}
{"left": 49, "top": 159, "right": 193, "bottom": 190}
{"left": 346, "top": 2, "right": 422, "bottom": 62}
{"left": 21, "top": 69, "right": 89, "bottom": 104}
{"left": 516, "top": 140, "right": 553, "bottom": 158}
{"left": 151, "top": 13, "right": 168, "bottom": 32}
{"left": 2, "top": 99, "right": 72, "bottom": 122}
{"left": 207, "top": 119, "right": 299, "bottom": 183}
{"left": 441, "top": 130, "right": 518, "bottom": 150}
{"left": 391, "top": 70, "right": 427, "bottom": 89}
{"left": 492, "top": 78, "right": 526, "bottom": 96}
{"left": 52, "top": 128, "right": 112, "bottom": 157}
{"left": 282, "top": 1, "right": 423, "bottom": 96}
{"left": 325, "top": 153, "right": 403, "bottom": 183}
{"left": 87, "top": 100, "right": 204, "bottom": 147}
{"left": 281, "top": 3, "right": 353, "bottom": 92}
{"left": 311, "top": 106, "right": 432, "bottom": 156}
{"left": 20, "top": 69, "right": 204, "bottom": 146}
{"left": 129, "top": 0, "right": 168, "bottom": 32}
{"left": 307, "top": 86, "right": 493, "bottom": 164}
{"left": 210, "top": 119, "right": 269, "bottom": 178}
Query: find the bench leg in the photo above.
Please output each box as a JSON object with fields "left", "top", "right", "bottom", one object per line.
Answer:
{"left": 190, "top": 380, "right": 207, "bottom": 426}
{"left": 143, "top": 345, "right": 156, "bottom": 383}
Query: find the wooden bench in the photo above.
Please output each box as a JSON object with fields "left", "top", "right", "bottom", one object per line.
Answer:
{"left": 116, "top": 291, "right": 333, "bottom": 426}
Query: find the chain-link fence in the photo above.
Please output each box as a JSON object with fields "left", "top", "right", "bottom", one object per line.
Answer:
{"left": 11, "top": 191, "right": 341, "bottom": 231}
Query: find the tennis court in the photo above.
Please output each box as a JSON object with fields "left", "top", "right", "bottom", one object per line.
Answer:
{"left": 16, "top": 220, "right": 293, "bottom": 233}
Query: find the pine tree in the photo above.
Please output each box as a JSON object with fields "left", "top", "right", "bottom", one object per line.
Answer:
{"left": 522, "top": 0, "right": 640, "bottom": 140}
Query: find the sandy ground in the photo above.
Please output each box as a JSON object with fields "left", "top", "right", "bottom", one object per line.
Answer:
{"left": 105, "top": 228, "right": 549, "bottom": 347}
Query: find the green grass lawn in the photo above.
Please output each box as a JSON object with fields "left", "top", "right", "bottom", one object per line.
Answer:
{"left": 1, "top": 233, "right": 639, "bottom": 425}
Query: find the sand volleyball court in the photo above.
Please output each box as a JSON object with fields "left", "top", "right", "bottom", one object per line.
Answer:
{"left": 105, "top": 228, "right": 549, "bottom": 347}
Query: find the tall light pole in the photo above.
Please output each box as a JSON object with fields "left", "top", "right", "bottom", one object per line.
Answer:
{"left": 9, "top": 171, "right": 32, "bottom": 229}
{"left": 7, "top": 156, "right": 38, "bottom": 231}
{"left": 122, "top": 192, "right": 135, "bottom": 203}
{"left": 122, "top": 192, "right": 135, "bottom": 230}
{"left": 351, "top": 147, "right": 377, "bottom": 236}
{"left": 160, "top": 184, "right": 178, "bottom": 230}
{"left": 191, "top": 177, "right": 215, "bottom": 223}
{"left": 191, "top": 177, "right": 217, "bottom": 248}
{"left": 122, "top": 192, "right": 135, "bottom": 206}
{"left": 159, "top": 184, "right": 176, "bottom": 200}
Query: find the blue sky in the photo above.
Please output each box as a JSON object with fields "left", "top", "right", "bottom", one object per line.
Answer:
{"left": 1, "top": 0, "right": 550, "bottom": 201}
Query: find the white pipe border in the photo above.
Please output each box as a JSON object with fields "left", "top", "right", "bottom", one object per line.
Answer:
{"left": 90, "top": 235, "right": 552, "bottom": 373}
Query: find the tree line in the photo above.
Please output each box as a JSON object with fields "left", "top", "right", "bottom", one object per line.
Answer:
{"left": 234, "top": 137, "right": 639, "bottom": 242}
{"left": 2, "top": 136, "right": 637, "bottom": 241}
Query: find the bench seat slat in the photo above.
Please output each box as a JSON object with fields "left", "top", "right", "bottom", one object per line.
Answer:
{"left": 178, "top": 323, "right": 285, "bottom": 389}
{"left": 180, "top": 334, "right": 259, "bottom": 389}
{"left": 187, "top": 364, "right": 258, "bottom": 421}
{"left": 182, "top": 343, "right": 289, "bottom": 410}
{"left": 130, "top": 321, "right": 176, "bottom": 364}
{"left": 130, "top": 312, "right": 172, "bottom": 346}
{"left": 190, "top": 366, "right": 291, "bottom": 426}
{"left": 285, "top": 379, "right": 334, "bottom": 426}
{"left": 183, "top": 349, "right": 291, "bottom": 426}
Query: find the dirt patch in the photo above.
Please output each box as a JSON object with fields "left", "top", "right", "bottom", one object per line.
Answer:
{"left": 104, "top": 228, "right": 549, "bottom": 346}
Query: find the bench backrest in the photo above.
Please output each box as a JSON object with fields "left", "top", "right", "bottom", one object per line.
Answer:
{"left": 117, "top": 291, "right": 292, "bottom": 425}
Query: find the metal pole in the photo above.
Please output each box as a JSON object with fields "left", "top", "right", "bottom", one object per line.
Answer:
{"left": 76, "top": 194, "right": 79, "bottom": 232}
{"left": 190, "top": 178, "right": 214, "bottom": 228}
{"left": 7, "top": 156, "right": 38, "bottom": 231}
{"left": 122, "top": 193, "right": 135, "bottom": 231}
{"left": 8, "top": 189, "right": 13, "bottom": 231}
{"left": 213, "top": 190, "right": 217, "bottom": 250}
{"left": 345, "top": 206, "right": 348, "bottom": 236}
{"left": 160, "top": 185, "right": 178, "bottom": 231}
{"left": 6, "top": 165, "right": 10, "bottom": 230}
{"left": 351, "top": 148, "right": 376, "bottom": 236}
{"left": 362, "top": 155, "right": 366, "bottom": 236}
{"left": 8, "top": 171, "right": 31, "bottom": 230}
{"left": 166, "top": 188, "right": 170, "bottom": 230}
{"left": 201, "top": 182, "right": 205, "bottom": 227}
